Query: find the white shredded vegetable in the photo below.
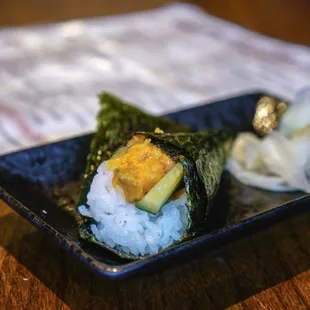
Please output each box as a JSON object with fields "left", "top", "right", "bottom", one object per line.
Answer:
{"left": 226, "top": 159, "right": 296, "bottom": 192}
{"left": 227, "top": 131, "right": 310, "bottom": 193}
{"left": 279, "top": 87, "right": 310, "bottom": 136}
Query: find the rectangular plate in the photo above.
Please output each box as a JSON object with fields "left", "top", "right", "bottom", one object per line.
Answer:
{"left": 1, "top": 93, "right": 310, "bottom": 279}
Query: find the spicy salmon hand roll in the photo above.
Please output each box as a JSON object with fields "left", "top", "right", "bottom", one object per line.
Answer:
{"left": 77, "top": 93, "right": 235, "bottom": 259}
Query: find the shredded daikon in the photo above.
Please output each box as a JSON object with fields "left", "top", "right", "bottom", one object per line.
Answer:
{"left": 227, "top": 87, "right": 310, "bottom": 193}
{"left": 279, "top": 88, "right": 310, "bottom": 136}
{"left": 227, "top": 132, "right": 310, "bottom": 193}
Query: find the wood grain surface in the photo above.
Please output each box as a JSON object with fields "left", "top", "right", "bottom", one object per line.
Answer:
{"left": 1, "top": 199, "right": 310, "bottom": 310}
{"left": 1, "top": 0, "right": 310, "bottom": 45}
{"left": 1, "top": 1, "right": 310, "bottom": 309}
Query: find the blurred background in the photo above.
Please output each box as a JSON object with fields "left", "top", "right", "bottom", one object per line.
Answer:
{"left": 1, "top": 0, "right": 310, "bottom": 45}
{"left": 1, "top": 0, "right": 310, "bottom": 155}
{"left": 2, "top": 2, "right": 310, "bottom": 309}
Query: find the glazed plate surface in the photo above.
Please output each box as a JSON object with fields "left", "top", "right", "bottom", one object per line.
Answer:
{"left": 1, "top": 93, "right": 309, "bottom": 279}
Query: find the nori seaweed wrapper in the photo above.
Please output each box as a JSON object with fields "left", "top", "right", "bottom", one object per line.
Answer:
{"left": 84, "top": 92, "right": 190, "bottom": 178}
{"left": 134, "top": 131, "right": 235, "bottom": 238}
{"left": 77, "top": 93, "right": 235, "bottom": 260}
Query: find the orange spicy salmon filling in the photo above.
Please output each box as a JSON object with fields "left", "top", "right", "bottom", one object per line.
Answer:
{"left": 106, "top": 134, "right": 175, "bottom": 203}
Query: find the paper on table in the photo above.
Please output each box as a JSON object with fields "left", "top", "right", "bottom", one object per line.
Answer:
{"left": 1, "top": 3, "right": 310, "bottom": 155}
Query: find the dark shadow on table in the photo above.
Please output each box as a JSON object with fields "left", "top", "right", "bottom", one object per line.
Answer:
{"left": 1, "top": 210, "right": 310, "bottom": 310}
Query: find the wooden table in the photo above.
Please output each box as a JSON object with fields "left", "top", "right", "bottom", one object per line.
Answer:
{"left": 1, "top": 0, "right": 310, "bottom": 46}
{"left": 1, "top": 1, "right": 310, "bottom": 309}
{"left": 1, "top": 199, "right": 310, "bottom": 309}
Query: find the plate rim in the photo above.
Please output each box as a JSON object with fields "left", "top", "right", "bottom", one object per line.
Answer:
{"left": 1, "top": 91, "right": 309, "bottom": 279}
{"left": 1, "top": 184, "right": 310, "bottom": 279}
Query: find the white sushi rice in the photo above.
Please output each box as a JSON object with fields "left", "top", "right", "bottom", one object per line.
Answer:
{"left": 78, "top": 162, "right": 189, "bottom": 256}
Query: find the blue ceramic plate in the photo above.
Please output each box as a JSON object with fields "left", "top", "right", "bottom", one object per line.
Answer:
{"left": 1, "top": 93, "right": 309, "bottom": 279}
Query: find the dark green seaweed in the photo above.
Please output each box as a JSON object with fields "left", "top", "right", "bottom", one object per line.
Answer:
{"left": 84, "top": 92, "right": 190, "bottom": 179}
{"left": 137, "top": 131, "right": 235, "bottom": 238}
{"left": 77, "top": 93, "right": 235, "bottom": 260}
